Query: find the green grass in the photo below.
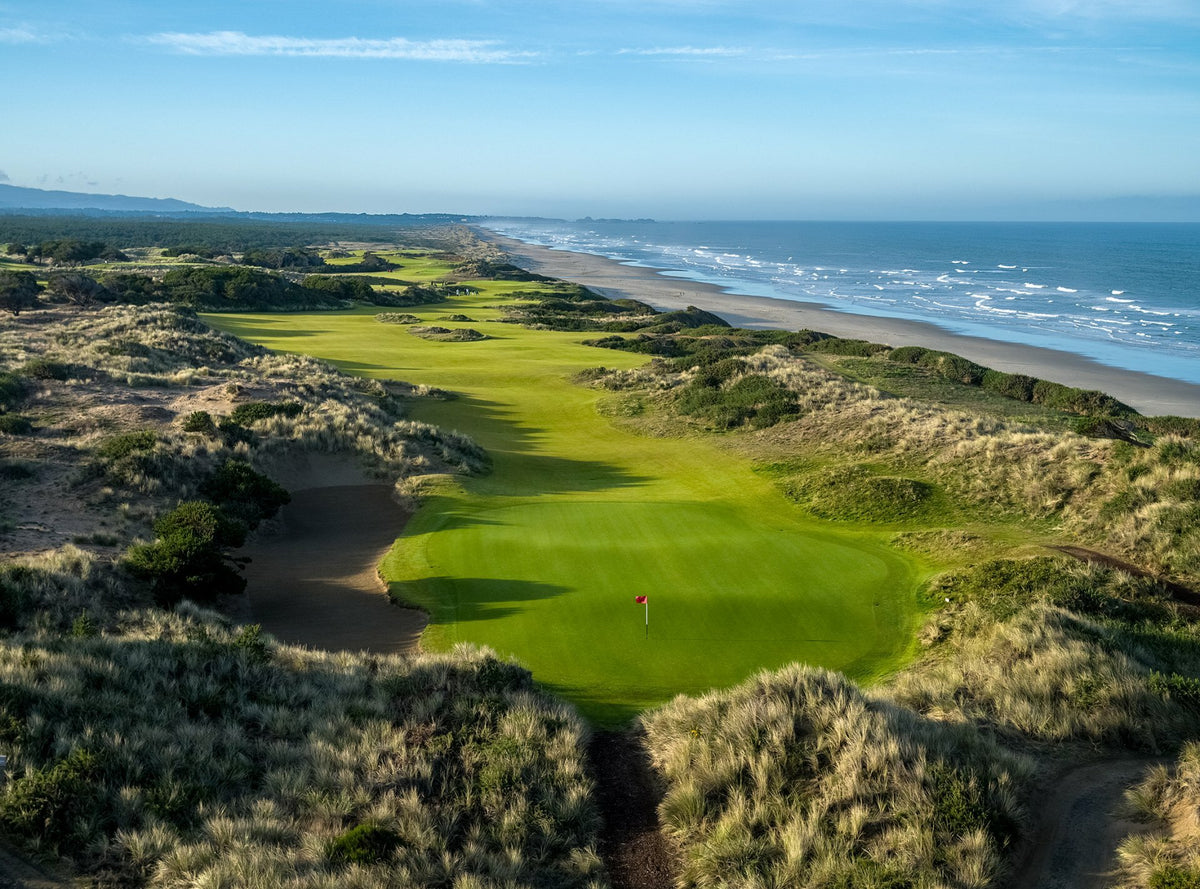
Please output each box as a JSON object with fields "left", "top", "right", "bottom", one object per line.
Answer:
{"left": 207, "top": 274, "right": 924, "bottom": 725}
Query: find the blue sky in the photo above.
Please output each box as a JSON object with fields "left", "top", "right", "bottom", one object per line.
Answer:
{"left": 2, "top": 0, "right": 1199, "bottom": 219}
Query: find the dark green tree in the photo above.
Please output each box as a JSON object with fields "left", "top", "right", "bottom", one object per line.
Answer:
{"left": 124, "top": 501, "right": 248, "bottom": 604}
{"left": 0, "top": 270, "right": 42, "bottom": 315}
{"left": 46, "top": 272, "right": 109, "bottom": 306}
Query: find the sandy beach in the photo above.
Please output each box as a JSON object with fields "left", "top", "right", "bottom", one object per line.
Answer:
{"left": 479, "top": 230, "right": 1200, "bottom": 419}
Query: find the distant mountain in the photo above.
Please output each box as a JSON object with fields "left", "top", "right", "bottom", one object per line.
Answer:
{"left": 0, "top": 183, "right": 232, "bottom": 214}
{"left": 0, "top": 184, "right": 477, "bottom": 227}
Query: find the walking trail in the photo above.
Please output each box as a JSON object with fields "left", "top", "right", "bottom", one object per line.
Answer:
{"left": 1007, "top": 756, "right": 1166, "bottom": 889}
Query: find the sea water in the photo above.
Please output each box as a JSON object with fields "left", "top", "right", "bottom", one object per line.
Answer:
{"left": 481, "top": 219, "right": 1200, "bottom": 387}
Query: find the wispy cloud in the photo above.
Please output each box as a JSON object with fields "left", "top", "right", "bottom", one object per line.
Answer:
{"left": 0, "top": 26, "right": 47, "bottom": 44}
{"left": 144, "top": 31, "right": 534, "bottom": 62}
{"left": 617, "top": 45, "right": 745, "bottom": 57}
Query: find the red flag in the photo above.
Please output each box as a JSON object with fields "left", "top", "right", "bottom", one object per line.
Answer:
{"left": 635, "top": 596, "right": 647, "bottom": 604}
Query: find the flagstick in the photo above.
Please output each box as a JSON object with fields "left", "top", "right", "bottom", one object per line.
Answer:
{"left": 645, "top": 599, "right": 649, "bottom": 638}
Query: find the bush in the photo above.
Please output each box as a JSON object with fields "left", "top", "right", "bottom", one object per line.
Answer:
{"left": 228, "top": 401, "right": 303, "bottom": 426}
{"left": 0, "top": 372, "right": 25, "bottom": 411}
{"left": 0, "top": 565, "right": 33, "bottom": 627}
{"left": 181, "top": 410, "right": 217, "bottom": 435}
{"left": 677, "top": 370, "right": 799, "bottom": 429}
{"left": 19, "top": 358, "right": 72, "bottom": 381}
{"left": 807, "top": 337, "right": 890, "bottom": 357}
{"left": 96, "top": 429, "right": 157, "bottom": 461}
{"left": 0, "top": 748, "right": 102, "bottom": 851}
{"left": 887, "top": 346, "right": 930, "bottom": 364}
{"left": 328, "top": 822, "right": 402, "bottom": 865}
{"left": 124, "top": 501, "right": 247, "bottom": 604}
{"left": 1151, "top": 867, "right": 1200, "bottom": 889}
{"left": 199, "top": 460, "right": 290, "bottom": 529}
{"left": 1148, "top": 672, "right": 1200, "bottom": 710}
{"left": 0, "top": 414, "right": 33, "bottom": 435}
{"left": 981, "top": 369, "right": 1037, "bottom": 401}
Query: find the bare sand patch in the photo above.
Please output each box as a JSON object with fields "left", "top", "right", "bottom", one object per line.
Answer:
{"left": 238, "top": 482, "right": 425, "bottom": 655}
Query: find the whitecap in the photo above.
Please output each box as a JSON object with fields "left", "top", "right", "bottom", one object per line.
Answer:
{"left": 1107, "top": 296, "right": 1134, "bottom": 303}
{"left": 1057, "top": 287, "right": 1078, "bottom": 293}
{"left": 998, "top": 264, "right": 1017, "bottom": 269}
{"left": 1111, "top": 290, "right": 1125, "bottom": 295}
{"left": 1024, "top": 283, "right": 1046, "bottom": 289}
{"left": 952, "top": 260, "right": 970, "bottom": 265}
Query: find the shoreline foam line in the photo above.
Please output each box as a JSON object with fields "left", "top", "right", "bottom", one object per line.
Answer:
{"left": 476, "top": 228, "right": 1200, "bottom": 419}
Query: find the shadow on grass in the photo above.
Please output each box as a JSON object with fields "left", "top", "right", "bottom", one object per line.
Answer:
{"left": 390, "top": 576, "right": 569, "bottom": 625}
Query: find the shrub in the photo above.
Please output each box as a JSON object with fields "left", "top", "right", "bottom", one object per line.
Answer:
{"left": 981, "top": 369, "right": 1037, "bottom": 401}
{"left": 228, "top": 401, "right": 303, "bottom": 426}
{"left": 181, "top": 410, "right": 217, "bottom": 435}
{"left": 887, "top": 346, "right": 930, "bottom": 364}
{"left": 124, "top": 501, "right": 247, "bottom": 604}
{"left": 1141, "top": 416, "right": 1200, "bottom": 438}
{"left": 19, "top": 357, "right": 72, "bottom": 381}
{"left": 96, "top": 430, "right": 157, "bottom": 461}
{"left": 0, "top": 414, "right": 33, "bottom": 435}
{"left": 328, "top": 822, "right": 402, "bottom": 865}
{"left": 0, "top": 372, "right": 25, "bottom": 410}
{"left": 1151, "top": 867, "right": 1200, "bottom": 889}
{"left": 1148, "top": 672, "right": 1200, "bottom": 710}
{"left": 806, "top": 337, "right": 891, "bottom": 357}
{"left": 199, "top": 460, "right": 290, "bottom": 529}
{"left": 0, "top": 566, "right": 33, "bottom": 627}
{"left": 0, "top": 748, "right": 102, "bottom": 851}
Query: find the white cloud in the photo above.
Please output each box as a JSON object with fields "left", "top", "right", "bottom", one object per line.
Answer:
{"left": 0, "top": 27, "right": 42, "bottom": 43}
{"left": 144, "top": 31, "right": 534, "bottom": 62}
{"left": 617, "top": 46, "right": 745, "bottom": 56}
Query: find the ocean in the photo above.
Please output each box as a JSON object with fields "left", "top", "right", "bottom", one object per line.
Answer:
{"left": 480, "top": 219, "right": 1200, "bottom": 386}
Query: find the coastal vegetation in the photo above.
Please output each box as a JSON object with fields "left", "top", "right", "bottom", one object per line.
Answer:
{"left": 2, "top": 220, "right": 1199, "bottom": 887}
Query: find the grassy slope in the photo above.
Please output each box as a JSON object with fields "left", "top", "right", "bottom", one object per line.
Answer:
{"left": 208, "top": 275, "right": 923, "bottom": 725}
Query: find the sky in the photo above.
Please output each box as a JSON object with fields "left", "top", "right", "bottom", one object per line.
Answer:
{"left": 1, "top": 0, "right": 1199, "bottom": 220}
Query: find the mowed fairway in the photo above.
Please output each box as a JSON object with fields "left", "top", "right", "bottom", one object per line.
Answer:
{"left": 209, "top": 272, "right": 921, "bottom": 723}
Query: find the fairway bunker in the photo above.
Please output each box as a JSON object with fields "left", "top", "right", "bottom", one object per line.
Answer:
{"left": 239, "top": 484, "right": 426, "bottom": 655}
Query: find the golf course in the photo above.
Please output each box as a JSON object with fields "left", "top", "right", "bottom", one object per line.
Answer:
{"left": 209, "top": 262, "right": 924, "bottom": 724}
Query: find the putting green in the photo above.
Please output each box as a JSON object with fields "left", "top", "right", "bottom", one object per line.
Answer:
{"left": 209, "top": 274, "right": 923, "bottom": 724}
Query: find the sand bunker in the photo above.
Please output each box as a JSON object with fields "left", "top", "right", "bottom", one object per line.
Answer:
{"left": 238, "top": 484, "right": 425, "bottom": 655}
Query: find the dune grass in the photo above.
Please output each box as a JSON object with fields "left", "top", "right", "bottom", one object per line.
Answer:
{"left": 207, "top": 276, "right": 925, "bottom": 725}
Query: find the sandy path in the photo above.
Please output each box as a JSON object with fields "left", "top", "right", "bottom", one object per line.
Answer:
{"left": 479, "top": 230, "right": 1200, "bottom": 419}
{"left": 238, "top": 484, "right": 427, "bottom": 655}
{"left": 589, "top": 731, "right": 679, "bottom": 889}
{"left": 1007, "top": 757, "right": 1167, "bottom": 889}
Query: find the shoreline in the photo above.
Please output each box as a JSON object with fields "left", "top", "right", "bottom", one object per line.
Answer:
{"left": 477, "top": 229, "right": 1200, "bottom": 419}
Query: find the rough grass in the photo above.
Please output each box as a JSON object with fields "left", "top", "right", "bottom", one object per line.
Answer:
{"left": 1115, "top": 744, "right": 1200, "bottom": 888}
{"left": 642, "top": 665, "right": 1031, "bottom": 889}
{"left": 0, "top": 606, "right": 606, "bottom": 889}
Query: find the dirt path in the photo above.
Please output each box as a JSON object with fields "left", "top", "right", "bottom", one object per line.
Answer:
{"left": 588, "top": 731, "right": 679, "bottom": 889}
{"left": 237, "top": 484, "right": 427, "bottom": 655}
{"left": 1050, "top": 545, "right": 1200, "bottom": 608}
{"left": 1007, "top": 756, "right": 1167, "bottom": 889}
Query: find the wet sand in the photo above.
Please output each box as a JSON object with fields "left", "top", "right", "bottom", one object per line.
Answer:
{"left": 479, "top": 230, "right": 1200, "bottom": 418}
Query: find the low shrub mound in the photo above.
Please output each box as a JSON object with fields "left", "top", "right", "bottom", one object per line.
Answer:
{"left": 675, "top": 357, "right": 799, "bottom": 429}
{"left": 408, "top": 326, "right": 489, "bottom": 342}
{"left": 642, "top": 664, "right": 1029, "bottom": 889}
{"left": 376, "top": 312, "right": 421, "bottom": 324}
{"left": 786, "top": 464, "right": 944, "bottom": 524}
{"left": 0, "top": 609, "right": 606, "bottom": 889}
